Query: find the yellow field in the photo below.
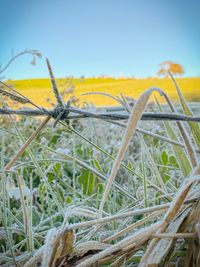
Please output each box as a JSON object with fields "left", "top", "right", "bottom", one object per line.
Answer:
{"left": 9, "top": 77, "right": 200, "bottom": 107}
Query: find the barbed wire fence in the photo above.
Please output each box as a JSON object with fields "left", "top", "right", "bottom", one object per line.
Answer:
{"left": 0, "top": 101, "right": 200, "bottom": 123}
{"left": 0, "top": 58, "right": 200, "bottom": 171}
{"left": 0, "top": 74, "right": 200, "bottom": 124}
{"left": 1, "top": 54, "right": 200, "bottom": 267}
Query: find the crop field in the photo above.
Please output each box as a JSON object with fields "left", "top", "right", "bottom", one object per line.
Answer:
{"left": 9, "top": 77, "right": 200, "bottom": 107}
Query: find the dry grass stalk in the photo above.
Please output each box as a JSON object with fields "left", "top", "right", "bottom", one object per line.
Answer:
{"left": 41, "top": 228, "right": 58, "bottom": 266}
{"left": 139, "top": 173, "right": 200, "bottom": 266}
{"left": 0, "top": 87, "right": 29, "bottom": 104}
{"left": 5, "top": 116, "right": 50, "bottom": 171}
{"left": 16, "top": 175, "right": 32, "bottom": 252}
{"left": 75, "top": 221, "right": 162, "bottom": 267}
{"left": 46, "top": 58, "right": 64, "bottom": 106}
{"left": 23, "top": 247, "right": 44, "bottom": 267}
{"left": 138, "top": 206, "right": 192, "bottom": 266}
{"left": 70, "top": 197, "right": 196, "bottom": 230}
{"left": 110, "top": 119, "right": 185, "bottom": 147}
{"left": 181, "top": 200, "right": 200, "bottom": 266}
{"left": 22, "top": 197, "right": 197, "bottom": 267}
{"left": 103, "top": 210, "right": 163, "bottom": 243}
{"left": 99, "top": 87, "right": 166, "bottom": 214}
{"left": 151, "top": 233, "right": 194, "bottom": 239}
{"left": 81, "top": 91, "right": 124, "bottom": 106}
{"left": 161, "top": 90, "right": 197, "bottom": 167}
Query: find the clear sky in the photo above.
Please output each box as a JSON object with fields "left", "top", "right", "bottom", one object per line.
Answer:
{"left": 0, "top": 0, "right": 200, "bottom": 79}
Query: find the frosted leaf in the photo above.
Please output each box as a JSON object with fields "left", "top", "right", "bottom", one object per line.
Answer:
{"left": 7, "top": 185, "right": 30, "bottom": 200}
{"left": 56, "top": 148, "right": 70, "bottom": 155}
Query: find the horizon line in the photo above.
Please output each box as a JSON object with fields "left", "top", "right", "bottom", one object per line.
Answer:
{"left": 6, "top": 75, "right": 200, "bottom": 81}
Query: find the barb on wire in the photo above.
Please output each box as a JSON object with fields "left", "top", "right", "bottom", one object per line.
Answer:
{"left": 53, "top": 100, "right": 71, "bottom": 127}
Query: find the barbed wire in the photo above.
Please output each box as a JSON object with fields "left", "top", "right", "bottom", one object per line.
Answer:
{"left": 0, "top": 58, "right": 199, "bottom": 125}
{"left": 0, "top": 105, "right": 200, "bottom": 123}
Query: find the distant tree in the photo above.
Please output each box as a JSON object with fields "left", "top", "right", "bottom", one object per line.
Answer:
{"left": 157, "top": 61, "right": 184, "bottom": 77}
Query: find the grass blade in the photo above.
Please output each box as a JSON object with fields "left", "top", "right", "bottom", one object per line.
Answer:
{"left": 99, "top": 87, "right": 167, "bottom": 213}
{"left": 169, "top": 72, "right": 200, "bottom": 151}
{"left": 156, "top": 101, "right": 192, "bottom": 177}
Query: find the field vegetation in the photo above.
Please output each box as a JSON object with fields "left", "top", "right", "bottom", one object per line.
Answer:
{"left": 9, "top": 76, "right": 200, "bottom": 107}
{"left": 1, "top": 54, "right": 200, "bottom": 266}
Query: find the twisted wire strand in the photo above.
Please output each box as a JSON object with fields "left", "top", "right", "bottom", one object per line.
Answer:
{"left": 0, "top": 106, "right": 200, "bottom": 123}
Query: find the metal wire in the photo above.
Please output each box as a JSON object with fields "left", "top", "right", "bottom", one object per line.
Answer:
{"left": 0, "top": 61, "right": 199, "bottom": 125}
{"left": 0, "top": 105, "right": 199, "bottom": 123}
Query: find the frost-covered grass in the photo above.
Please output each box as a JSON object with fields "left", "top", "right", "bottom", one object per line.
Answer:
{"left": 0, "top": 83, "right": 200, "bottom": 266}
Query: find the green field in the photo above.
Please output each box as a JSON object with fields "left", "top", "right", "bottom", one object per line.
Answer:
{"left": 9, "top": 76, "right": 200, "bottom": 107}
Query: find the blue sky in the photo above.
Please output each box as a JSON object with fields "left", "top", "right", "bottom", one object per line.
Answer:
{"left": 0, "top": 0, "right": 200, "bottom": 79}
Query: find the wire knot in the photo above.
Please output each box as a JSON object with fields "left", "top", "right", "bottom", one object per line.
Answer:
{"left": 53, "top": 106, "right": 68, "bottom": 120}
{"left": 52, "top": 100, "right": 71, "bottom": 127}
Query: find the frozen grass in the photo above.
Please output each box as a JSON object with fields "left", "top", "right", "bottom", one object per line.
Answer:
{"left": 0, "top": 77, "right": 200, "bottom": 267}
